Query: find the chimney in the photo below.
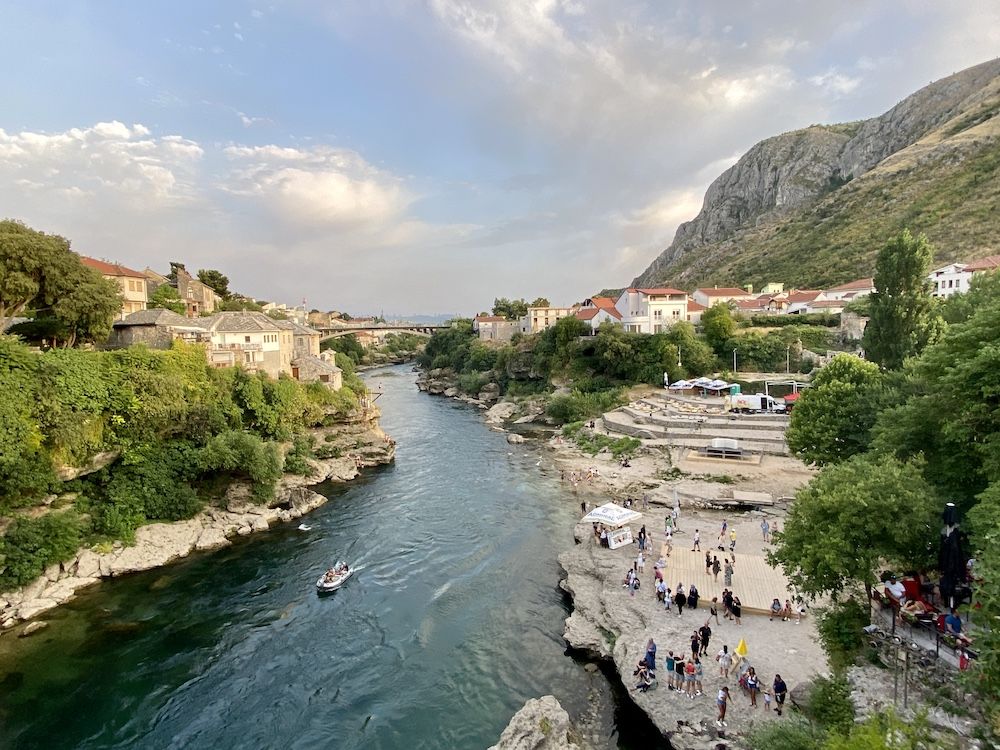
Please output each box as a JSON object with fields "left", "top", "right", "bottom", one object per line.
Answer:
{"left": 745, "top": 284, "right": 753, "bottom": 294}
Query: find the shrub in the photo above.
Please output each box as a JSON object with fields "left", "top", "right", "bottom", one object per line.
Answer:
{"left": 806, "top": 675, "right": 855, "bottom": 733}
{"left": 817, "top": 599, "right": 870, "bottom": 669}
{"left": 457, "top": 371, "right": 490, "bottom": 395}
{"left": 201, "top": 431, "right": 282, "bottom": 502}
{"left": 747, "top": 717, "right": 826, "bottom": 750}
{"left": 546, "top": 389, "right": 626, "bottom": 424}
{"left": 283, "top": 435, "right": 315, "bottom": 476}
{"left": 0, "top": 510, "right": 85, "bottom": 589}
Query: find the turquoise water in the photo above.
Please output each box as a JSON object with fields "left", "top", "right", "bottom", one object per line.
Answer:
{"left": 0, "top": 366, "right": 658, "bottom": 749}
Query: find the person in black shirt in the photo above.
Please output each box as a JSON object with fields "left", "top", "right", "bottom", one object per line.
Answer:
{"left": 773, "top": 674, "right": 788, "bottom": 715}
{"left": 699, "top": 622, "right": 712, "bottom": 656}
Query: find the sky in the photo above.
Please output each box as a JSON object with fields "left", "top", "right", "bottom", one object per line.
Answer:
{"left": 1, "top": 2, "right": 998, "bottom": 316}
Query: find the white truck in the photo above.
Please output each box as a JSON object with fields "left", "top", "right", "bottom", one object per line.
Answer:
{"left": 727, "top": 393, "right": 785, "bottom": 414}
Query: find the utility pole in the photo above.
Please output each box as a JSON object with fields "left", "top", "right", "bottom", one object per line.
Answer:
{"left": 786, "top": 345, "right": 790, "bottom": 374}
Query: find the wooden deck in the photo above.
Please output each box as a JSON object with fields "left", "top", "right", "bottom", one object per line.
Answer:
{"left": 627, "top": 517, "right": 795, "bottom": 615}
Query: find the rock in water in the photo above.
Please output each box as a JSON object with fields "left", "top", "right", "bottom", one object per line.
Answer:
{"left": 507, "top": 433, "right": 526, "bottom": 445}
{"left": 488, "top": 696, "right": 580, "bottom": 750}
{"left": 19, "top": 621, "right": 48, "bottom": 637}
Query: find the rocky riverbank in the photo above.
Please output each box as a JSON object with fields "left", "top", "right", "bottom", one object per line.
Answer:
{"left": 489, "top": 696, "right": 586, "bottom": 750}
{"left": 1, "top": 406, "right": 394, "bottom": 634}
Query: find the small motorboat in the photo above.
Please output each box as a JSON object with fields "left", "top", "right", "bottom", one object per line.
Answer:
{"left": 316, "top": 562, "right": 352, "bottom": 593}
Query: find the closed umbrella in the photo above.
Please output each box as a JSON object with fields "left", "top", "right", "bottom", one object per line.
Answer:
{"left": 735, "top": 638, "right": 748, "bottom": 657}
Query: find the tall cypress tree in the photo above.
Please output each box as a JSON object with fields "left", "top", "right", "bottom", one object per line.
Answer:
{"left": 862, "top": 229, "right": 942, "bottom": 369}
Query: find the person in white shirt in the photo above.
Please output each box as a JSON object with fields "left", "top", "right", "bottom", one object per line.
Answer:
{"left": 885, "top": 576, "right": 906, "bottom": 604}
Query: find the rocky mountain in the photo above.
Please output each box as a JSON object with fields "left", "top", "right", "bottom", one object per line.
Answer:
{"left": 634, "top": 57, "right": 1000, "bottom": 290}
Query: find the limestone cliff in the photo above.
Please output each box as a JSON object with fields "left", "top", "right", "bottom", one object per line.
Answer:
{"left": 634, "top": 57, "right": 1000, "bottom": 290}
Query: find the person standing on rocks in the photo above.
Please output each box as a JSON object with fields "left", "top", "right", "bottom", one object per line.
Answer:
{"left": 665, "top": 650, "right": 676, "bottom": 690}
{"left": 746, "top": 667, "right": 759, "bottom": 707}
{"left": 761, "top": 518, "right": 770, "bottom": 543}
{"left": 724, "top": 559, "right": 734, "bottom": 587}
{"left": 694, "top": 657, "right": 704, "bottom": 696}
{"left": 710, "top": 597, "right": 721, "bottom": 625}
{"left": 729, "top": 528, "right": 737, "bottom": 552}
{"left": 674, "top": 585, "right": 686, "bottom": 616}
{"left": 636, "top": 550, "right": 645, "bottom": 574}
{"left": 732, "top": 596, "right": 743, "bottom": 625}
{"left": 674, "top": 655, "right": 686, "bottom": 694}
{"left": 691, "top": 528, "right": 701, "bottom": 552}
{"left": 684, "top": 656, "right": 696, "bottom": 698}
{"left": 773, "top": 674, "right": 787, "bottom": 715}
{"left": 644, "top": 638, "right": 657, "bottom": 672}
{"left": 664, "top": 587, "right": 672, "bottom": 613}
{"left": 712, "top": 555, "right": 721, "bottom": 582}
{"left": 690, "top": 631, "right": 701, "bottom": 661}
{"left": 716, "top": 686, "right": 730, "bottom": 727}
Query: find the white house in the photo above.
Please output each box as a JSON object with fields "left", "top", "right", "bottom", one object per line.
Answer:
{"left": 614, "top": 288, "right": 688, "bottom": 333}
{"left": 201, "top": 311, "right": 294, "bottom": 379}
{"left": 575, "top": 297, "right": 622, "bottom": 333}
{"left": 785, "top": 290, "right": 825, "bottom": 314}
{"left": 822, "top": 277, "right": 875, "bottom": 301}
{"left": 686, "top": 299, "right": 706, "bottom": 325}
{"left": 928, "top": 263, "right": 970, "bottom": 298}
{"left": 692, "top": 287, "right": 755, "bottom": 308}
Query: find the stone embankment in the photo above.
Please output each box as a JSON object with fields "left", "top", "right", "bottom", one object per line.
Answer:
{"left": 489, "top": 696, "right": 585, "bottom": 750}
{"left": 1, "top": 407, "right": 394, "bottom": 633}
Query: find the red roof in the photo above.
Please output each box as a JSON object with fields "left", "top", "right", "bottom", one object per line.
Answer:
{"left": 474, "top": 315, "right": 507, "bottom": 323}
{"left": 827, "top": 277, "right": 874, "bottom": 292}
{"left": 686, "top": 299, "right": 706, "bottom": 312}
{"left": 575, "top": 308, "right": 600, "bottom": 321}
{"left": 964, "top": 254, "right": 1000, "bottom": 272}
{"left": 808, "top": 300, "right": 847, "bottom": 309}
{"left": 583, "top": 297, "right": 622, "bottom": 319}
{"left": 79, "top": 255, "right": 145, "bottom": 278}
{"left": 695, "top": 287, "right": 751, "bottom": 297}
{"left": 735, "top": 298, "right": 769, "bottom": 310}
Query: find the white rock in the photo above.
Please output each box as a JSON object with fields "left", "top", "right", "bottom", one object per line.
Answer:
{"left": 488, "top": 696, "right": 577, "bottom": 750}
{"left": 75, "top": 550, "right": 101, "bottom": 579}
{"left": 195, "top": 527, "right": 231, "bottom": 551}
{"left": 17, "top": 598, "right": 58, "bottom": 621}
{"left": 19, "top": 621, "right": 48, "bottom": 637}
{"left": 251, "top": 517, "right": 270, "bottom": 533}
{"left": 507, "top": 433, "right": 526, "bottom": 444}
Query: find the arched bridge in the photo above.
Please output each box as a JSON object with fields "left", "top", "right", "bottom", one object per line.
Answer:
{"left": 317, "top": 323, "right": 447, "bottom": 342}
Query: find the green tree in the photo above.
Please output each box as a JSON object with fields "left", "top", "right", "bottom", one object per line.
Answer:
{"left": 786, "top": 354, "right": 892, "bottom": 466}
{"left": 219, "top": 295, "right": 263, "bottom": 312}
{"left": 196, "top": 268, "right": 231, "bottom": 299}
{"left": 769, "top": 454, "right": 938, "bottom": 602}
{"left": 46, "top": 265, "right": 122, "bottom": 347}
{"left": 701, "top": 302, "right": 736, "bottom": 353}
{"left": 321, "top": 333, "right": 365, "bottom": 363}
{"left": 529, "top": 297, "right": 550, "bottom": 307}
{"left": 874, "top": 293, "right": 1000, "bottom": 505}
{"left": 148, "top": 284, "right": 186, "bottom": 314}
{"left": 492, "top": 297, "right": 529, "bottom": 320}
{"left": 862, "top": 230, "right": 943, "bottom": 369}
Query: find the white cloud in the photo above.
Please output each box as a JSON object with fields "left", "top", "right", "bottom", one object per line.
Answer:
{"left": 251, "top": 9, "right": 263, "bottom": 19}
{"left": 222, "top": 144, "right": 414, "bottom": 233}
{"left": 808, "top": 68, "right": 862, "bottom": 96}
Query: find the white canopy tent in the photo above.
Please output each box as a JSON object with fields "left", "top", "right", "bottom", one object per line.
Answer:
{"left": 583, "top": 502, "right": 642, "bottom": 549}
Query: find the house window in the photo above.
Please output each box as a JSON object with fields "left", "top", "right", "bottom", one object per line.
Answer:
{"left": 245, "top": 335, "right": 251, "bottom": 343}
{"left": 653, "top": 309, "right": 662, "bottom": 318}
{"left": 672, "top": 309, "right": 680, "bottom": 318}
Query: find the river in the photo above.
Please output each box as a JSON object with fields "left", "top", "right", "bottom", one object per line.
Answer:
{"left": 0, "top": 366, "right": 659, "bottom": 750}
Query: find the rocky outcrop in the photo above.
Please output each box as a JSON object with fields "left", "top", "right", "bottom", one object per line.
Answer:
{"left": 633, "top": 57, "right": 1000, "bottom": 288}
{"left": 0, "top": 410, "right": 395, "bottom": 631}
{"left": 488, "top": 696, "right": 581, "bottom": 750}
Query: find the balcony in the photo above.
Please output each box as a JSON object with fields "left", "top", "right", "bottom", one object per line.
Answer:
{"left": 213, "top": 342, "right": 263, "bottom": 351}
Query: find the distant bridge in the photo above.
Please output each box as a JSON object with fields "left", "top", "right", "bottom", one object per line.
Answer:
{"left": 316, "top": 323, "right": 447, "bottom": 342}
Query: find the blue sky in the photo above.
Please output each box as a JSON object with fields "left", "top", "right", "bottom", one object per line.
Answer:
{"left": 1, "top": 1, "right": 998, "bottom": 315}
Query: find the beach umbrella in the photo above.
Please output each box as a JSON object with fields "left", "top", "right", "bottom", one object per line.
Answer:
{"left": 735, "top": 638, "right": 748, "bottom": 657}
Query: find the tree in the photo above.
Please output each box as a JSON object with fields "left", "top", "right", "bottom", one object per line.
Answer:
{"left": 768, "top": 454, "right": 938, "bottom": 603}
{"left": 0, "top": 220, "right": 82, "bottom": 319}
{"left": 148, "top": 284, "right": 186, "bottom": 314}
{"left": 529, "top": 297, "right": 550, "bottom": 308}
{"left": 492, "top": 297, "right": 529, "bottom": 321}
{"left": 50, "top": 269, "right": 122, "bottom": 346}
{"left": 196, "top": 269, "right": 231, "bottom": 299}
{"left": 786, "top": 354, "right": 892, "bottom": 466}
{"left": 874, "top": 292, "right": 1000, "bottom": 506}
{"left": 701, "top": 302, "right": 736, "bottom": 353}
{"left": 219, "top": 295, "right": 263, "bottom": 312}
{"left": 862, "top": 230, "right": 943, "bottom": 369}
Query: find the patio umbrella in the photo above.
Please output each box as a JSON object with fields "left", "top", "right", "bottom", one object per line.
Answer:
{"left": 938, "top": 503, "right": 966, "bottom": 609}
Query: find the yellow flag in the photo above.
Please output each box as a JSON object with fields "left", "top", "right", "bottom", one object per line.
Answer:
{"left": 735, "top": 638, "right": 748, "bottom": 657}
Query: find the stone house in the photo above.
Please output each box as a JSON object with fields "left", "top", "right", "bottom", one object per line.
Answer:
{"left": 79, "top": 255, "right": 148, "bottom": 319}
{"left": 171, "top": 263, "right": 223, "bottom": 317}
{"left": 292, "top": 351, "right": 343, "bottom": 390}
{"left": 200, "top": 311, "right": 294, "bottom": 378}
{"left": 106, "top": 309, "right": 212, "bottom": 349}
{"left": 473, "top": 315, "right": 521, "bottom": 341}
{"left": 520, "top": 305, "right": 577, "bottom": 334}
